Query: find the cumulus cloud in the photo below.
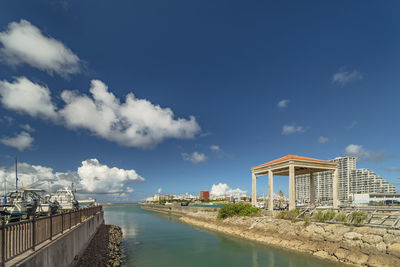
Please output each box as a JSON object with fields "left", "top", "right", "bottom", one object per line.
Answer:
{"left": 59, "top": 80, "right": 200, "bottom": 148}
{"left": 282, "top": 124, "right": 305, "bottom": 135}
{"left": 318, "top": 136, "right": 329, "bottom": 144}
{"left": 1, "top": 131, "right": 34, "bottom": 151}
{"left": 0, "top": 159, "right": 145, "bottom": 198}
{"left": 210, "top": 145, "right": 220, "bottom": 152}
{"left": 0, "top": 20, "right": 80, "bottom": 76}
{"left": 0, "top": 78, "right": 200, "bottom": 148}
{"left": 277, "top": 99, "right": 289, "bottom": 108}
{"left": 344, "top": 144, "right": 384, "bottom": 162}
{"left": 0, "top": 77, "right": 57, "bottom": 119}
{"left": 77, "top": 159, "right": 144, "bottom": 194}
{"left": 182, "top": 152, "right": 207, "bottom": 163}
{"left": 332, "top": 68, "right": 363, "bottom": 86}
{"left": 210, "top": 183, "right": 247, "bottom": 197}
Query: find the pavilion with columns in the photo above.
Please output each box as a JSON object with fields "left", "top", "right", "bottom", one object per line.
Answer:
{"left": 251, "top": 155, "right": 339, "bottom": 211}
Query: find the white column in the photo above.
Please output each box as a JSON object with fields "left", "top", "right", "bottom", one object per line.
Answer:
{"left": 333, "top": 168, "right": 338, "bottom": 208}
{"left": 252, "top": 172, "right": 257, "bottom": 206}
{"left": 289, "top": 164, "right": 295, "bottom": 210}
{"left": 309, "top": 172, "right": 315, "bottom": 206}
{"left": 268, "top": 170, "right": 273, "bottom": 211}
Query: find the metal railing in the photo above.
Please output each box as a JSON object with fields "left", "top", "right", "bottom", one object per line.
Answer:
{"left": 0, "top": 206, "right": 102, "bottom": 265}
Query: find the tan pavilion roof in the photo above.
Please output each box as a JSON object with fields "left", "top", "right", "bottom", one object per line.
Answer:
{"left": 253, "top": 154, "right": 330, "bottom": 169}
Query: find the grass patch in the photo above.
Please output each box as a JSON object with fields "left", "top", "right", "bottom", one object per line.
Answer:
{"left": 313, "top": 210, "right": 336, "bottom": 222}
{"left": 275, "top": 209, "right": 300, "bottom": 221}
{"left": 334, "top": 212, "right": 347, "bottom": 222}
{"left": 349, "top": 211, "right": 367, "bottom": 227}
{"left": 217, "top": 203, "right": 260, "bottom": 220}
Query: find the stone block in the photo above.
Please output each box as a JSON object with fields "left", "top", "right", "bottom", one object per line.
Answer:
{"left": 362, "top": 234, "right": 383, "bottom": 244}
{"left": 344, "top": 231, "right": 362, "bottom": 240}
{"left": 346, "top": 251, "right": 369, "bottom": 265}
{"left": 384, "top": 233, "right": 400, "bottom": 244}
{"left": 334, "top": 248, "right": 349, "bottom": 260}
{"left": 388, "top": 243, "right": 400, "bottom": 258}
{"left": 368, "top": 253, "right": 400, "bottom": 267}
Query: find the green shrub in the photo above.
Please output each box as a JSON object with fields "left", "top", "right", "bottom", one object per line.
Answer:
{"left": 323, "top": 210, "right": 336, "bottom": 221}
{"left": 313, "top": 210, "right": 325, "bottom": 222}
{"left": 349, "top": 211, "right": 367, "bottom": 227}
{"left": 335, "top": 212, "right": 347, "bottom": 222}
{"left": 313, "top": 210, "right": 336, "bottom": 222}
{"left": 303, "top": 216, "right": 311, "bottom": 227}
{"left": 217, "top": 203, "right": 260, "bottom": 220}
{"left": 275, "top": 209, "right": 299, "bottom": 221}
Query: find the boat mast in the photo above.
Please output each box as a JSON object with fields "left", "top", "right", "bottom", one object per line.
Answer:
{"left": 15, "top": 156, "right": 18, "bottom": 192}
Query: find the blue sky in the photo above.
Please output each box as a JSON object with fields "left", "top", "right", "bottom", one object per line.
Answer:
{"left": 0, "top": 0, "right": 399, "bottom": 201}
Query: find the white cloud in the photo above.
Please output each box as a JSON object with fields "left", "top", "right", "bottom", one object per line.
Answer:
{"left": 59, "top": 80, "right": 200, "bottom": 148}
{"left": 210, "top": 145, "right": 220, "bottom": 152}
{"left": 0, "top": 20, "right": 80, "bottom": 76}
{"left": 0, "top": 77, "right": 57, "bottom": 119}
{"left": 210, "top": 183, "right": 247, "bottom": 197}
{"left": 1, "top": 131, "right": 34, "bottom": 151}
{"left": 282, "top": 124, "right": 305, "bottom": 135}
{"left": 332, "top": 69, "right": 363, "bottom": 86}
{"left": 318, "top": 136, "right": 329, "bottom": 144}
{"left": 277, "top": 99, "right": 289, "bottom": 108}
{"left": 77, "top": 158, "right": 144, "bottom": 194}
{"left": 157, "top": 187, "right": 162, "bottom": 194}
{"left": 0, "top": 159, "right": 145, "bottom": 198}
{"left": 0, "top": 78, "right": 200, "bottom": 148}
{"left": 182, "top": 152, "right": 207, "bottom": 163}
{"left": 344, "top": 144, "right": 384, "bottom": 162}
{"left": 20, "top": 124, "right": 35, "bottom": 132}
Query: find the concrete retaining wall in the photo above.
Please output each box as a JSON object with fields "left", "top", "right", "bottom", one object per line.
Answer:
{"left": 14, "top": 211, "right": 104, "bottom": 267}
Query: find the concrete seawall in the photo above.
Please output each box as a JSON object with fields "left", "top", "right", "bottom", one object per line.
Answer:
{"left": 10, "top": 211, "right": 104, "bottom": 267}
{"left": 142, "top": 205, "right": 400, "bottom": 267}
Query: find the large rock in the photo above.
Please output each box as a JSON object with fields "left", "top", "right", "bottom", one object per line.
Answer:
{"left": 388, "top": 229, "right": 400, "bottom": 236}
{"left": 362, "top": 234, "right": 383, "bottom": 244}
{"left": 344, "top": 231, "right": 362, "bottom": 240}
{"left": 299, "top": 242, "right": 319, "bottom": 252}
{"left": 305, "top": 224, "right": 325, "bottom": 235}
{"left": 369, "top": 227, "right": 387, "bottom": 236}
{"left": 346, "top": 251, "right": 369, "bottom": 265}
{"left": 334, "top": 248, "right": 349, "bottom": 260}
{"left": 335, "top": 226, "right": 351, "bottom": 235}
{"left": 323, "top": 224, "right": 339, "bottom": 232}
{"left": 388, "top": 243, "right": 400, "bottom": 258}
{"left": 353, "top": 226, "right": 371, "bottom": 235}
{"left": 368, "top": 253, "right": 400, "bottom": 267}
{"left": 384, "top": 233, "right": 400, "bottom": 244}
{"left": 313, "top": 250, "right": 336, "bottom": 261}
{"left": 376, "top": 241, "right": 387, "bottom": 253}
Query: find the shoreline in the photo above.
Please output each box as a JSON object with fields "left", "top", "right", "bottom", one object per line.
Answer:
{"left": 141, "top": 204, "right": 400, "bottom": 267}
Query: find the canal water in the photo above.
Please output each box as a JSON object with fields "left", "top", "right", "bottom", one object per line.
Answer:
{"left": 104, "top": 206, "right": 343, "bottom": 267}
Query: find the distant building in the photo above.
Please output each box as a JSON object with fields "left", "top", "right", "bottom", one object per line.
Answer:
{"left": 353, "top": 193, "right": 400, "bottom": 204}
{"left": 199, "top": 191, "right": 210, "bottom": 201}
{"left": 295, "top": 156, "right": 396, "bottom": 203}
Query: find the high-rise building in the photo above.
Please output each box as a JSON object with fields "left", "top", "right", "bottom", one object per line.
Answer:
{"left": 199, "top": 191, "right": 210, "bottom": 201}
{"left": 295, "top": 156, "right": 396, "bottom": 203}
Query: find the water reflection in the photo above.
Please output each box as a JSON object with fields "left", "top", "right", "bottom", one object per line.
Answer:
{"left": 103, "top": 206, "right": 343, "bottom": 267}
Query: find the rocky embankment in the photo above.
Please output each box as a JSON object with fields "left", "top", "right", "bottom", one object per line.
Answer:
{"left": 180, "top": 214, "right": 400, "bottom": 267}
{"left": 76, "top": 224, "right": 124, "bottom": 267}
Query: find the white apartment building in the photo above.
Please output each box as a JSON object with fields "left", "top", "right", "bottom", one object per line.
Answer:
{"left": 295, "top": 156, "right": 396, "bottom": 203}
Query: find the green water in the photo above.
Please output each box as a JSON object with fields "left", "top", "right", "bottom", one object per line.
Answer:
{"left": 104, "top": 206, "right": 343, "bottom": 267}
